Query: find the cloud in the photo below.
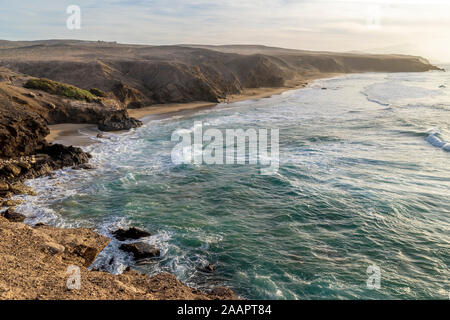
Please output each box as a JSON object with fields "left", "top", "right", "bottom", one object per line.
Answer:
{"left": 0, "top": 0, "right": 449, "bottom": 62}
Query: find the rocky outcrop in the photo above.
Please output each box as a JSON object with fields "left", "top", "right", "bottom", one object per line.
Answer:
{"left": 0, "top": 216, "right": 235, "bottom": 300}
{"left": 112, "top": 227, "right": 151, "bottom": 241}
{"left": 0, "top": 67, "right": 142, "bottom": 199}
{"left": 0, "top": 41, "right": 441, "bottom": 108}
{"left": 112, "top": 83, "right": 148, "bottom": 109}
{"left": 0, "top": 146, "right": 90, "bottom": 186}
{"left": 120, "top": 242, "right": 161, "bottom": 260}
{"left": 1, "top": 207, "right": 26, "bottom": 222}
{"left": 0, "top": 88, "right": 49, "bottom": 158}
{"left": 98, "top": 110, "right": 142, "bottom": 131}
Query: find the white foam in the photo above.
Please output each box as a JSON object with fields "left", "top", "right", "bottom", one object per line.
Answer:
{"left": 426, "top": 130, "right": 450, "bottom": 152}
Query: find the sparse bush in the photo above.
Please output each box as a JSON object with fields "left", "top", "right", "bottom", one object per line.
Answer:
{"left": 24, "top": 78, "right": 99, "bottom": 102}
{"left": 89, "top": 88, "right": 107, "bottom": 97}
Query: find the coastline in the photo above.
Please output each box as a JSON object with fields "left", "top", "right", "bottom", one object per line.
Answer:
{"left": 0, "top": 38, "right": 443, "bottom": 300}
{"left": 47, "top": 73, "right": 341, "bottom": 146}
{"left": 20, "top": 79, "right": 325, "bottom": 299}
{"left": 4, "top": 72, "right": 345, "bottom": 300}
{"left": 2, "top": 69, "right": 445, "bottom": 299}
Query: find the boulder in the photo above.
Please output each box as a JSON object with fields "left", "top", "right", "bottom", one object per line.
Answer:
{"left": 112, "top": 227, "right": 151, "bottom": 241}
{"left": 204, "top": 263, "right": 215, "bottom": 273}
{"left": 98, "top": 110, "right": 142, "bottom": 132}
{"left": 2, "top": 208, "right": 26, "bottom": 222}
{"left": 0, "top": 191, "right": 13, "bottom": 199}
{"left": 41, "top": 143, "right": 91, "bottom": 167}
{"left": 72, "top": 244, "right": 102, "bottom": 267}
{"left": 9, "top": 182, "right": 36, "bottom": 196}
{"left": 34, "top": 222, "right": 46, "bottom": 227}
{"left": 0, "top": 181, "right": 9, "bottom": 191}
{"left": 42, "top": 241, "right": 65, "bottom": 255}
{"left": 2, "top": 199, "right": 24, "bottom": 207}
{"left": 2, "top": 164, "right": 21, "bottom": 177}
{"left": 17, "top": 161, "right": 32, "bottom": 170}
{"left": 119, "top": 242, "right": 160, "bottom": 260}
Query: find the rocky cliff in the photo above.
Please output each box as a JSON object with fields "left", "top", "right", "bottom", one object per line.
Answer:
{"left": 0, "top": 41, "right": 441, "bottom": 109}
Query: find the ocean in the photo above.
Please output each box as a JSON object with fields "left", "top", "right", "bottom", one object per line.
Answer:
{"left": 18, "top": 69, "right": 449, "bottom": 299}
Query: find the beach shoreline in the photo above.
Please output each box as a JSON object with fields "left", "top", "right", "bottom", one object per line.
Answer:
{"left": 47, "top": 73, "right": 342, "bottom": 146}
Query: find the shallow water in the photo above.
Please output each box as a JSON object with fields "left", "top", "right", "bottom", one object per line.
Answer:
{"left": 19, "top": 69, "right": 450, "bottom": 299}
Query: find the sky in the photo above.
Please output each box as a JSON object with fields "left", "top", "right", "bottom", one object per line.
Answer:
{"left": 1, "top": 0, "right": 449, "bottom": 62}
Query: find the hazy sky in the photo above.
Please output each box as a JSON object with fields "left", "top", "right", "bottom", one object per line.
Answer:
{"left": 1, "top": 0, "right": 449, "bottom": 62}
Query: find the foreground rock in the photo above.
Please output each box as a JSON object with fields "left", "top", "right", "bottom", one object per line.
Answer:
{"left": 112, "top": 227, "right": 151, "bottom": 241}
{"left": 0, "top": 216, "right": 235, "bottom": 300}
{"left": 1, "top": 208, "right": 26, "bottom": 222}
{"left": 120, "top": 242, "right": 161, "bottom": 260}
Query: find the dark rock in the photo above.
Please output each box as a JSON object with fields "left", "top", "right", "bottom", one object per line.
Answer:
{"left": 0, "top": 181, "right": 9, "bottom": 191}
{"left": 17, "top": 161, "right": 32, "bottom": 170}
{"left": 8, "top": 182, "right": 36, "bottom": 196}
{"left": 98, "top": 110, "right": 142, "bottom": 132}
{"left": 112, "top": 227, "right": 151, "bottom": 241}
{"left": 41, "top": 143, "right": 91, "bottom": 167}
{"left": 34, "top": 222, "right": 46, "bottom": 227}
{"left": 2, "top": 163, "right": 21, "bottom": 177}
{"left": 96, "top": 133, "right": 104, "bottom": 139}
{"left": 119, "top": 242, "right": 160, "bottom": 260}
{"left": 0, "top": 191, "right": 13, "bottom": 199}
{"left": 72, "top": 244, "right": 101, "bottom": 267}
{"left": 205, "top": 263, "right": 215, "bottom": 273}
{"left": 2, "top": 208, "right": 26, "bottom": 222}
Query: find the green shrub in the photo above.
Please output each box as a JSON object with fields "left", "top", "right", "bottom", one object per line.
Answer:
{"left": 24, "top": 78, "right": 100, "bottom": 102}
{"left": 89, "top": 87, "right": 107, "bottom": 97}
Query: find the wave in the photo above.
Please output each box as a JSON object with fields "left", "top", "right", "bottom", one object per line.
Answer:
{"left": 362, "top": 81, "right": 442, "bottom": 107}
{"left": 426, "top": 131, "right": 450, "bottom": 152}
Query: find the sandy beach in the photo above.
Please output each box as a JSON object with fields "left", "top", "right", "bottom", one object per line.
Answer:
{"left": 46, "top": 75, "right": 340, "bottom": 147}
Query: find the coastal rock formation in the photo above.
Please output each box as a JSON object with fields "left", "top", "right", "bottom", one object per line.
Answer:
{"left": 1, "top": 207, "right": 26, "bottom": 222}
{"left": 120, "top": 242, "right": 161, "bottom": 260}
{"left": 98, "top": 110, "right": 142, "bottom": 131}
{"left": 0, "top": 216, "right": 235, "bottom": 300}
{"left": 112, "top": 227, "right": 151, "bottom": 241}
{"left": 0, "top": 67, "right": 142, "bottom": 194}
{"left": 0, "top": 41, "right": 441, "bottom": 108}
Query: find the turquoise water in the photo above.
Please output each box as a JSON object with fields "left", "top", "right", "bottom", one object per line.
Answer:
{"left": 21, "top": 70, "right": 449, "bottom": 299}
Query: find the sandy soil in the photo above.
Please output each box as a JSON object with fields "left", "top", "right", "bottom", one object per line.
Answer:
{"left": 46, "top": 123, "right": 100, "bottom": 147}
